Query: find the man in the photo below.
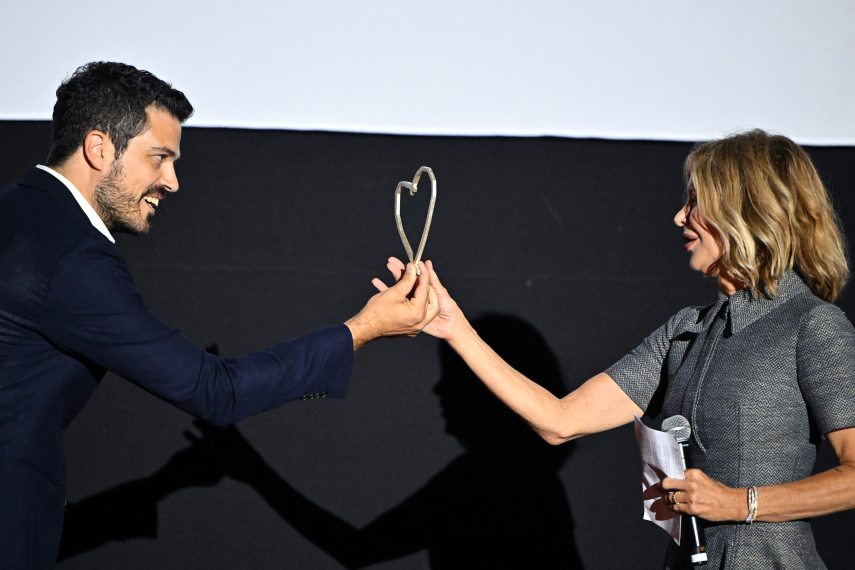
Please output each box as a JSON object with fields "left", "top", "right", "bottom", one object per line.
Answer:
{"left": 0, "top": 61, "right": 435, "bottom": 568}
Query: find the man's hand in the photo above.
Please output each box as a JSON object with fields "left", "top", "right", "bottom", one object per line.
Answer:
{"left": 373, "top": 258, "right": 461, "bottom": 341}
{"left": 345, "top": 261, "right": 437, "bottom": 350}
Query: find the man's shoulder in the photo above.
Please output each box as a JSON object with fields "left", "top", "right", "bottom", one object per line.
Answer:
{"left": 2, "top": 169, "right": 107, "bottom": 250}
{"left": 1, "top": 170, "right": 123, "bottom": 307}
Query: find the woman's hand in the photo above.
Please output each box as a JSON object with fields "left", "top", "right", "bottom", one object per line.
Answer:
{"left": 661, "top": 469, "right": 746, "bottom": 522}
{"left": 372, "top": 258, "right": 463, "bottom": 341}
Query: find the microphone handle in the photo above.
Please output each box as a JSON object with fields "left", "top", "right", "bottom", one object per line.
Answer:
{"left": 678, "top": 441, "right": 708, "bottom": 566}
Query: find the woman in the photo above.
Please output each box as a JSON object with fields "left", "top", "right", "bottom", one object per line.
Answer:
{"left": 376, "top": 130, "right": 855, "bottom": 568}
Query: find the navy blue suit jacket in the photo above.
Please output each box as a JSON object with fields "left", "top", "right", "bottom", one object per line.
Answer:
{"left": 0, "top": 168, "right": 353, "bottom": 568}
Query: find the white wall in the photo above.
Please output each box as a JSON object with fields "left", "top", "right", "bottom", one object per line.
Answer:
{"left": 3, "top": 1, "right": 854, "bottom": 144}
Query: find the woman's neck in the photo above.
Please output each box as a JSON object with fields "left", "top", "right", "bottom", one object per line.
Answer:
{"left": 716, "top": 273, "right": 743, "bottom": 296}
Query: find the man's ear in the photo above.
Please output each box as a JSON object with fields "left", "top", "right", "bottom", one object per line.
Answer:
{"left": 82, "top": 130, "right": 114, "bottom": 172}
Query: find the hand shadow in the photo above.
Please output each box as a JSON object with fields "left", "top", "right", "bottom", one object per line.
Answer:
{"left": 57, "top": 344, "right": 225, "bottom": 563}
{"left": 641, "top": 465, "right": 679, "bottom": 522}
{"left": 58, "top": 421, "right": 224, "bottom": 561}
{"left": 200, "top": 313, "right": 584, "bottom": 569}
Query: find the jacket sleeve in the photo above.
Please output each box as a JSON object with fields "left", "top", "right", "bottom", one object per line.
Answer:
{"left": 42, "top": 241, "right": 353, "bottom": 425}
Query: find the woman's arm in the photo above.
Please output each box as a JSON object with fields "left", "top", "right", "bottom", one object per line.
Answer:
{"left": 662, "top": 426, "right": 855, "bottom": 522}
{"left": 756, "top": 426, "right": 855, "bottom": 520}
{"left": 373, "top": 259, "right": 643, "bottom": 445}
{"left": 448, "top": 320, "right": 642, "bottom": 444}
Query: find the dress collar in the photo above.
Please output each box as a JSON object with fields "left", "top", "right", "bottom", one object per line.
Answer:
{"left": 670, "top": 271, "right": 811, "bottom": 338}
{"left": 722, "top": 271, "right": 811, "bottom": 334}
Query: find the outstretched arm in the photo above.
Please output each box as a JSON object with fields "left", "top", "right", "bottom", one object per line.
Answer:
{"left": 440, "top": 304, "right": 642, "bottom": 445}
{"left": 375, "top": 258, "right": 642, "bottom": 445}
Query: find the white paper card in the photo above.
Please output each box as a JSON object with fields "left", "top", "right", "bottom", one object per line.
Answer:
{"left": 633, "top": 415, "right": 685, "bottom": 544}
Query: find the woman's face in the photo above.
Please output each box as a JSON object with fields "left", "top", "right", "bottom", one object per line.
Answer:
{"left": 674, "top": 185, "right": 722, "bottom": 277}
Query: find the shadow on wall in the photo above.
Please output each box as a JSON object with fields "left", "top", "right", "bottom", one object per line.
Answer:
{"left": 58, "top": 317, "right": 583, "bottom": 569}
{"left": 57, "top": 345, "right": 227, "bottom": 562}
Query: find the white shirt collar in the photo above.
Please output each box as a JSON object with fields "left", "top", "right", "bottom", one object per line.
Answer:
{"left": 36, "top": 164, "right": 115, "bottom": 243}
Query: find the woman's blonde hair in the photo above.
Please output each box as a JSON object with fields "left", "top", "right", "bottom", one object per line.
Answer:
{"left": 685, "top": 129, "right": 848, "bottom": 302}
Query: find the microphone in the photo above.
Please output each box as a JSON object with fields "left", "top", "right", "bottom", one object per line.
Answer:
{"left": 662, "top": 415, "right": 708, "bottom": 566}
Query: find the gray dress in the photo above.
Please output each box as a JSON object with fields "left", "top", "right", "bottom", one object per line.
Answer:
{"left": 607, "top": 272, "right": 855, "bottom": 569}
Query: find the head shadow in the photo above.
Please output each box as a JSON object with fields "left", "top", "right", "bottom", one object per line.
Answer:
{"left": 435, "top": 312, "right": 573, "bottom": 468}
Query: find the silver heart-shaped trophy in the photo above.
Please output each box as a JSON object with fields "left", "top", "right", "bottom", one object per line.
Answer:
{"left": 394, "top": 166, "right": 437, "bottom": 274}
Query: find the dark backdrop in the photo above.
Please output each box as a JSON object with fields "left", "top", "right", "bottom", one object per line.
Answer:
{"left": 2, "top": 122, "right": 854, "bottom": 569}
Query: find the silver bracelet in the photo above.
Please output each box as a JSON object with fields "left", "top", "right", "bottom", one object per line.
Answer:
{"left": 744, "top": 486, "right": 758, "bottom": 524}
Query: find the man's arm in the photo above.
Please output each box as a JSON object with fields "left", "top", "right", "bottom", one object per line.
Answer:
{"left": 42, "top": 243, "right": 433, "bottom": 425}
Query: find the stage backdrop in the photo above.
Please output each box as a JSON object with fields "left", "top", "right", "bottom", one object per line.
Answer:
{"left": 3, "top": 1, "right": 855, "bottom": 144}
{"left": 2, "top": 121, "right": 854, "bottom": 569}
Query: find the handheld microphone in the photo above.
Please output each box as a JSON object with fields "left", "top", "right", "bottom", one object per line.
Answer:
{"left": 662, "top": 415, "right": 708, "bottom": 566}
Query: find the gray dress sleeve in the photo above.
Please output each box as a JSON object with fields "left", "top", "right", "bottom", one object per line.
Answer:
{"left": 797, "top": 303, "right": 855, "bottom": 434}
{"left": 605, "top": 307, "right": 696, "bottom": 411}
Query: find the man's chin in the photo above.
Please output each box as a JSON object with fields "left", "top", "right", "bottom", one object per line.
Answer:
{"left": 109, "top": 219, "right": 151, "bottom": 236}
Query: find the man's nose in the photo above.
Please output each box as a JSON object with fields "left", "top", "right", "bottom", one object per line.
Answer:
{"left": 161, "top": 163, "right": 179, "bottom": 193}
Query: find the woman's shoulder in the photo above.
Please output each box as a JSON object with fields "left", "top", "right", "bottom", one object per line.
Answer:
{"left": 759, "top": 280, "right": 855, "bottom": 351}
{"left": 770, "top": 277, "right": 850, "bottom": 323}
{"left": 793, "top": 293, "right": 854, "bottom": 339}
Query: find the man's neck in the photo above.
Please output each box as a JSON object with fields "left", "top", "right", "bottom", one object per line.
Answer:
{"left": 52, "top": 157, "right": 99, "bottom": 210}
{"left": 38, "top": 163, "right": 115, "bottom": 243}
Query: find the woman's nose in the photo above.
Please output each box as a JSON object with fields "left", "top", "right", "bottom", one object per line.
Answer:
{"left": 674, "top": 205, "right": 687, "bottom": 227}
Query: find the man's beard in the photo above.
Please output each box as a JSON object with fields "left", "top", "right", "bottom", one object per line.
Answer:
{"left": 94, "top": 159, "right": 160, "bottom": 235}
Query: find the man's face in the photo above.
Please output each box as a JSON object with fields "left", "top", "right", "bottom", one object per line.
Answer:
{"left": 94, "top": 107, "right": 182, "bottom": 235}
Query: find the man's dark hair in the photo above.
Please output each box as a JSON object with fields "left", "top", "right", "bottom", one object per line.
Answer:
{"left": 45, "top": 62, "right": 194, "bottom": 166}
